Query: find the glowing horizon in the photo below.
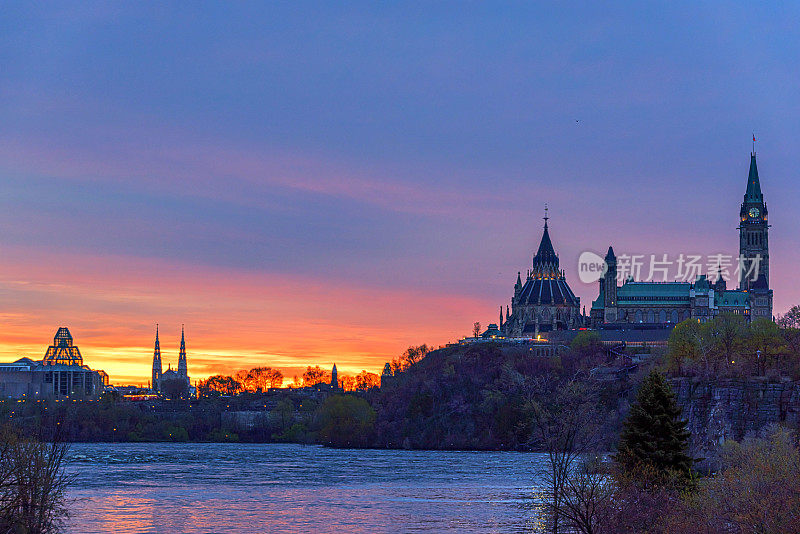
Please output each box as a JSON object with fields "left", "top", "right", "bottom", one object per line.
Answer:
{"left": 0, "top": 246, "right": 489, "bottom": 384}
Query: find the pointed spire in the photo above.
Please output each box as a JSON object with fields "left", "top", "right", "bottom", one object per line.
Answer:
{"left": 714, "top": 264, "right": 727, "bottom": 291}
{"left": 745, "top": 152, "right": 763, "bottom": 203}
{"left": 605, "top": 246, "right": 616, "bottom": 263}
{"left": 532, "top": 207, "right": 558, "bottom": 271}
{"left": 178, "top": 324, "right": 187, "bottom": 378}
{"left": 152, "top": 324, "right": 162, "bottom": 392}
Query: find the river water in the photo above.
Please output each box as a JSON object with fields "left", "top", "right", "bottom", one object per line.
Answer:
{"left": 65, "top": 443, "right": 549, "bottom": 533}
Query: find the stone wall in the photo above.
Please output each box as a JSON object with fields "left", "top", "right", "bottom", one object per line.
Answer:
{"left": 671, "top": 378, "right": 800, "bottom": 465}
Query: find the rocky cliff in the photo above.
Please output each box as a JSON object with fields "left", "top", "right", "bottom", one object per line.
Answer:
{"left": 671, "top": 378, "right": 800, "bottom": 465}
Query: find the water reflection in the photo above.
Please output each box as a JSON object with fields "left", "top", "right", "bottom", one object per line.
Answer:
{"left": 66, "top": 443, "right": 547, "bottom": 533}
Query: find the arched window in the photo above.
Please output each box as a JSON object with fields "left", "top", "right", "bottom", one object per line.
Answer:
{"left": 647, "top": 310, "right": 655, "bottom": 323}
{"left": 671, "top": 310, "right": 679, "bottom": 323}
{"left": 635, "top": 310, "right": 643, "bottom": 323}
{"left": 659, "top": 310, "right": 667, "bottom": 323}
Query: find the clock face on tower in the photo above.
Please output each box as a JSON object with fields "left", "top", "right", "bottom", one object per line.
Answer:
{"left": 749, "top": 207, "right": 760, "bottom": 218}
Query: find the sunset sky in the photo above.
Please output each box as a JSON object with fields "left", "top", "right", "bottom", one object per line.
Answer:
{"left": 2, "top": 3, "right": 800, "bottom": 384}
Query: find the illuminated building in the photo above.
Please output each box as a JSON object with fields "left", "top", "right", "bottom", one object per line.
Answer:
{"left": 591, "top": 151, "right": 773, "bottom": 325}
{"left": 500, "top": 211, "right": 583, "bottom": 337}
{"left": 0, "top": 327, "right": 109, "bottom": 399}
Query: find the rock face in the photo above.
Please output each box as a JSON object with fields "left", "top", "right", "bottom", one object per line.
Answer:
{"left": 671, "top": 378, "right": 800, "bottom": 465}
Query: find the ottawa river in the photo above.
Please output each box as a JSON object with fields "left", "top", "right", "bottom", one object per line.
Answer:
{"left": 65, "top": 442, "right": 549, "bottom": 533}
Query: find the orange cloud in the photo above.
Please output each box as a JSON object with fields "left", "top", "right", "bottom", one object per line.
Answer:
{"left": 0, "top": 246, "right": 490, "bottom": 385}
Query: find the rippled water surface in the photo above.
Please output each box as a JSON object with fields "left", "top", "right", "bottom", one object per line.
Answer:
{"left": 65, "top": 443, "right": 548, "bottom": 533}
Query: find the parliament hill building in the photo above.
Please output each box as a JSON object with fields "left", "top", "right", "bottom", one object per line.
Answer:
{"left": 589, "top": 151, "right": 772, "bottom": 326}
{"left": 500, "top": 213, "right": 583, "bottom": 337}
{"left": 498, "top": 150, "right": 773, "bottom": 337}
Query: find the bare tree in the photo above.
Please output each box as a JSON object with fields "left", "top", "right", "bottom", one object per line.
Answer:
{"left": 529, "top": 379, "right": 601, "bottom": 534}
{"left": 557, "top": 462, "right": 614, "bottom": 534}
{"left": 0, "top": 427, "right": 71, "bottom": 534}
{"left": 472, "top": 322, "right": 481, "bottom": 338}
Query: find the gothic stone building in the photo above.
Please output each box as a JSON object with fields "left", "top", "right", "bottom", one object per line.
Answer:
{"left": 151, "top": 325, "right": 191, "bottom": 393}
{"left": 591, "top": 152, "right": 773, "bottom": 326}
{"left": 500, "top": 216, "right": 583, "bottom": 337}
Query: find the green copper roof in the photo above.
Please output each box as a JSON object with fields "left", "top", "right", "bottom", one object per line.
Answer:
{"left": 715, "top": 290, "right": 749, "bottom": 307}
{"left": 618, "top": 282, "right": 691, "bottom": 297}
{"left": 745, "top": 153, "right": 763, "bottom": 203}
{"left": 616, "top": 282, "right": 691, "bottom": 305}
{"left": 591, "top": 286, "right": 605, "bottom": 310}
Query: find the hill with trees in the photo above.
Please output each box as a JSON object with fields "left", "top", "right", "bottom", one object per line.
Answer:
{"left": 368, "top": 334, "right": 630, "bottom": 450}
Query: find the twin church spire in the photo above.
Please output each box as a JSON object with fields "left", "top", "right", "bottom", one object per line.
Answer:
{"left": 151, "top": 324, "right": 188, "bottom": 390}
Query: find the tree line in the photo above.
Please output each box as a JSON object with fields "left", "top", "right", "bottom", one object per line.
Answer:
{"left": 667, "top": 309, "right": 800, "bottom": 379}
{"left": 196, "top": 353, "right": 423, "bottom": 397}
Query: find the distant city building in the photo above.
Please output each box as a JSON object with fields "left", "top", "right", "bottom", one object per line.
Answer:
{"left": 151, "top": 325, "right": 192, "bottom": 396}
{"left": 331, "top": 363, "right": 338, "bottom": 389}
{"left": 591, "top": 152, "right": 773, "bottom": 326}
{"left": 481, "top": 323, "right": 503, "bottom": 339}
{"left": 0, "top": 327, "right": 109, "bottom": 399}
{"left": 380, "top": 363, "right": 393, "bottom": 388}
{"left": 500, "top": 213, "right": 583, "bottom": 337}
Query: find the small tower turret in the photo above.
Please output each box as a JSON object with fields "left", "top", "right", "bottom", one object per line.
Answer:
{"left": 603, "top": 246, "right": 618, "bottom": 322}
{"left": 714, "top": 265, "right": 727, "bottom": 292}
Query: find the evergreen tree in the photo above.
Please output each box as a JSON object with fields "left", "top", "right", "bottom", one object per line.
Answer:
{"left": 614, "top": 370, "right": 692, "bottom": 476}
